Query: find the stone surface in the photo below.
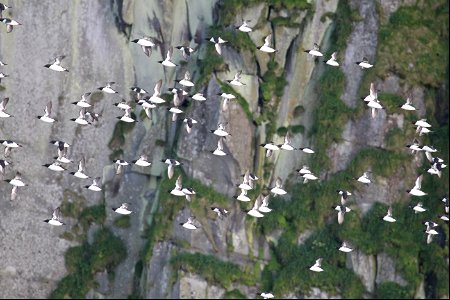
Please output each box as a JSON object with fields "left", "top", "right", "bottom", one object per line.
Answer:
{"left": 347, "top": 250, "right": 377, "bottom": 293}
{"left": 376, "top": 252, "right": 408, "bottom": 287}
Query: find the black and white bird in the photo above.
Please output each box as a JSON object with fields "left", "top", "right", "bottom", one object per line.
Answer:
{"left": 44, "top": 207, "right": 65, "bottom": 226}
{"left": 211, "top": 137, "right": 227, "bottom": 156}
{"left": 115, "top": 159, "right": 130, "bottom": 175}
{"left": 298, "top": 147, "right": 315, "bottom": 154}
{"left": 414, "top": 119, "right": 432, "bottom": 136}
{"left": 258, "top": 34, "right": 276, "bottom": 53}
{"left": 363, "top": 83, "right": 377, "bottom": 102}
{"left": 337, "top": 190, "right": 352, "bottom": 205}
{"left": 191, "top": 92, "right": 207, "bottom": 102}
{"left": 297, "top": 165, "right": 312, "bottom": 176}
{"left": 406, "top": 138, "right": 423, "bottom": 154}
{"left": 182, "top": 187, "right": 196, "bottom": 202}
{"left": 334, "top": 204, "right": 351, "bottom": 225}
{"left": 148, "top": 79, "right": 165, "bottom": 104}
{"left": 70, "top": 156, "right": 89, "bottom": 179}
{"left": 113, "top": 203, "right": 132, "bottom": 215}
{"left": 324, "top": 52, "right": 339, "bottom": 66}
{"left": 0, "top": 97, "right": 11, "bottom": 118}
{"left": 278, "top": 133, "right": 295, "bottom": 151}
{"left": 183, "top": 117, "right": 198, "bottom": 134}
{"left": 211, "top": 207, "right": 229, "bottom": 219}
{"left": 338, "top": 241, "right": 354, "bottom": 253}
{"left": 38, "top": 101, "right": 56, "bottom": 123}
{"left": 247, "top": 195, "right": 265, "bottom": 218}
{"left": 70, "top": 108, "right": 90, "bottom": 125}
{"left": 0, "top": 3, "right": 11, "bottom": 19}
{"left": 0, "top": 17, "right": 21, "bottom": 33}
{"left": 424, "top": 223, "right": 439, "bottom": 244}
{"left": 270, "top": 177, "right": 287, "bottom": 195}
{"left": 117, "top": 108, "right": 137, "bottom": 123}
{"left": 1, "top": 140, "right": 22, "bottom": 157}
{"left": 131, "top": 36, "right": 155, "bottom": 57}
{"left": 85, "top": 177, "right": 102, "bottom": 192}
{"left": 258, "top": 195, "right": 272, "bottom": 213}
{"left": 72, "top": 92, "right": 92, "bottom": 108}
{"left": 301, "top": 172, "right": 318, "bottom": 184}
{"left": 176, "top": 44, "right": 195, "bottom": 60}
{"left": 399, "top": 97, "right": 416, "bottom": 111}
{"left": 355, "top": 57, "right": 373, "bottom": 69}
{"left": 161, "top": 158, "right": 182, "bottom": 179}
{"left": 218, "top": 92, "right": 236, "bottom": 112}
{"left": 114, "top": 99, "right": 132, "bottom": 110}
{"left": 98, "top": 82, "right": 118, "bottom": 94}
{"left": 260, "top": 142, "right": 280, "bottom": 158}
{"left": 236, "top": 20, "right": 252, "bottom": 32}
{"left": 211, "top": 122, "right": 231, "bottom": 137}
{"left": 180, "top": 217, "right": 199, "bottom": 230}
{"left": 260, "top": 292, "right": 274, "bottom": 299}
{"left": 209, "top": 37, "right": 227, "bottom": 55}
{"left": 44, "top": 55, "right": 69, "bottom": 72}
{"left": 234, "top": 188, "right": 251, "bottom": 202}
{"left": 170, "top": 175, "right": 185, "bottom": 197}
{"left": 442, "top": 197, "right": 449, "bottom": 214}
{"left": 227, "top": 70, "right": 245, "bottom": 86}
{"left": 43, "top": 161, "right": 66, "bottom": 172}
{"left": 382, "top": 206, "right": 396, "bottom": 223}
{"left": 0, "top": 71, "right": 8, "bottom": 83}
{"left": 0, "top": 159, "right": 10, "bottom": 177}
{"left": 177, "top": 71, "right": 194, "bottom": 87}
{"left": 309, "top": 258, "right": 324, "bottom": 272}
{"left": 304, "top": 43, "right": 323, "bottom": 57}
{"left": 5, "top": 171, "right": 26, "bottom": 187}
{"left": 167, "top": 89, "right": 184, "bottom": 121}
{"left": 407, "top": 174, "right": 427, "bottom": 197}
{"left": 238, "top": 170, "right": 256, "bottom": 190}
{"left": 132, "top": 154, "right": 151, "bottom": 167}
{"left": 159, "top": 46, "right": 177, "bottom": 67}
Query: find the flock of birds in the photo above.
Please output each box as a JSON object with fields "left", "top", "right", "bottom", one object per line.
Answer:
{"left": 0, "top": 4, "right": 448, "bottom": 299}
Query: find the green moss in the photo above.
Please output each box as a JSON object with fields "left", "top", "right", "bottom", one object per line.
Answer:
{"left": 224, "top": 289, "right": 247, "bottom": 299}
{"left": 79, "top": 204, "right": 106, "bottom": 230}
{"left": 290, "top": 124, "right": 305, "bottom": 134}
{"left": 108, "top": 119, "right": 136, "bottom": 154}
{"left": 329, "top": 0, "right": 354, "bottom": 52}
{"left": 375, "top": 282, "right": 411, "bottom": 299}
{"left": 170, "top": 252, "right": 256, "bottom": 288}
{"left": 293, "top": 105, "right": 305, "bottom": 117}
{"left": 196, "top": 46, "right": 226, "bottom": 87}
{"left": 276, "top": 127, "right": 288, "bottom": 136}
{"left": 217, "top": 81, "right": 254, "bottom": 122}
{"left": 271, "top": 16, "right": 300, "bottom": 28}
{"left": 114, "top": 215, "right": 131, "bottom": 228}
{"left": 208, "top": 25, "right": 256, "bottom": 52}
{"left": 51, "top": 228, "right": 126, "bottom": 299}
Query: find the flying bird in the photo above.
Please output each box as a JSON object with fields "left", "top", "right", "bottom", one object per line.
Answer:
{"left": 37, "top": 101, "right": 56, "bottom": 123}
{"left": 0, "top": 97, "right": 12, "bottom": 118}
{"left": 309, "top": 258, "right": 324, "bottom": 272}
{"left": 44, "top": 207, "right": 65, "bottom": 226}
{"left": 324, "top": 52, "right": 339, "bottom": 66}
{"left": 382, "top": 206, "right": 396, "bottom": 222}
{"left": 258, "top": 34, "right": 276, "bottom": 53}
{"left": 131, "top": 36, "right": 155, "bottom": 57}
{"left": 159, "top": 46, "right": 177, "bottom": 67}
{"left": 407, "top": 174, "right": 427, "bottom": 196}
{"left": 0, "top": 17, "right": 21, "bottom": 33}
{"left": 355, "top": 57, "right": 373, "bottom": 69}
{"left": 113, "top": 203, "right": 132, "bottom": 215}
{"left": 44, "top": 55, "right": 69, "bottom": 72}
{"left": 304, "top": 43, "right": 323, "bottom": 57}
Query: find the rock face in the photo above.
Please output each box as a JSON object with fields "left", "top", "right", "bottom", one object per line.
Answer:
{"left": 0, "top": 0, "right": 446, "bottom": 299}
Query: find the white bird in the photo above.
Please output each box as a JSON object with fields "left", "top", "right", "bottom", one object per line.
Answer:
{"left": 0, "top": 159, "right": 10, "bottom": 177}
{"left": 44, "top": 207, "right": 65, "bottom": 226}
{"left": 258, "top": 195, "right": 272, "bottom": 213}
{"left": 44, "top": 55, "right": 69, "bottom": 72}
{"left": 43, "top": 161, "right": 66, "bottom": 172}
{"left": 442, "top": 197, "right": 449, "bottom": 214}
{"left": 131, "top": 36, "right": 155, "bottom": 57}
{"left": 355, "top": 57, "right": 373, "bottom": 69}
{"left": 407, "top": 174, "right": 427, "bottom": 196}
{"left": 296, "top": 165, "right": 311, "bottom": 176}
{"left": 382, "top": 206, "right": 396, "bottom": 223}
{"left": 260, "top": 142, "right": 280, "bottom": 158}
{"left": 70, "top": 156, "right": 89, "bottom": 179}
{"left": 191, "top": 92, "right": 206, "bottom": 101}
{"left": 227, "top": 70, "right": 245, "bottom": 86}
{"left": 425, "top": 224, "right": 439, "bottom": 244}
{"left": 6, "top": 171, "right": 26, "bottom": 187}
{"left": 363, "top": 83, "right": 377, "bottom": 102}
{"left": 0, "top": 97, "right": 12, "bottom": 118}
{"left": 182, "top": 187, "right": 196, "bottom": 202}
{"left": 0, "top": 71, "right": 8, "bottom": 83}
{"left": 336, "top": 189, "right": 352, "bottom": 205}
{"left": 414, "top": 119, "right": 432, "bottom": 128}
{"left": 258, "top": 34, "right": 276, "bottom": 53}
{"left": 38, "top": 101, "right": 56, "bottom": 123}
{"left": 301, "top": 172, "right": 318, "bottom": 184}
{"left": 298, "top": 147, "right": 315, "bottom": 154}
{"left": 72, "top": 92, "right": 92, "bottom": 108}
{"left": 334, "top": 205, "right": 351, "bottom": 224}
{"left": 247, "top": 195, "right": 265, "bottom": 218}
{"left": 170, "top": 175, "right": 185, "bottom": 197}
{"left": 406, "top": 138, "right": 423, "bottom": 154}
{"left": 278, "top": 133, "right": 295, "bottom": 151}
{"left": 211, "top": 207, "right": 229, "bottom": 219}
{"left": 70, "top": 108, "right": 90, "bottom": 125}
{"left": 338, "top": 241, "right": 353, "bottom": 253}
{"left": 117, "top": 108, "right": 137, "bottom": 123}
{"left": 411, "top": 202, "right": 427, "bottom": 214}
{"left": 260, "top": 292, "right": 274, "bottom": 299}
{"left": 356, "top": 172, "right": 371, "bottom": 184}
{"left": 161, "top": 158, "right": 182, "bottom": 179}
{"left": 115, "top": 159, "right": 130, "bottom": 175}
{"left": 236, "top": 20, "right": 252, "bottom": 32}
{"left": 176, "top": 44, "right": 195, "bottom": 60}
{"left": 159, "top": 46, "right": 177, "bottom": 67}
{"left": 180, "top": 217, "right": 199, "bottom": 230}
{"left": 234, "top": 188, "right": 251, "bottom": 202}
{"left": 304, "top": 43, "right": 323, "bottom": 57}
{"left": 1, "top": 140, "right": 23, "bottom": 157}
{"left": 177, "top": 71, "right": 194, "bottom": 87}
{"left": 167, "top": 89, "right": 185, "bottom": 122}
{"left": 132, "top": 154, "right": 151, "bottom": 167}
{"left": 270, "top": 177, "right": 287, "bottom": 195}
{"left": 309, "top": 258, "right": 324, "bottom": 272}
{"left": 211, "top": 123, "right": 231, "bottom": 137}
{"left": 324, "top": 52, "right": 339, "bottom": 66}
{"left": 209, "top": 37, "right": 227, "bottom": 55}
{"left": 211, "top": 137, "right": 227, "bottom": 156}
{"left": 399, "top": 97, "right": 416, "bottom": 111}
{"left": 113, "top": 203, "right": 132, "bottom": 215}
{"left": 114, "top": 99, "right": 132, "bottom": 110}
{"left": 367, "top": 99, "right": 384, "bottom": 118}
{"left": 149, "top": 79, "right": 166, "bottom": 104}
{"left": 427, "top": 162, "right": 445, "bottom": 178}
{"left": 98, "top": 82, "right": 118, "bottom": 94}
{"left": 85, "top": 177, "right": 102, "bottom": 192}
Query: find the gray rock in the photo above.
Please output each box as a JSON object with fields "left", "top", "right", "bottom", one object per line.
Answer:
{"left": 347, "top": 250, "right": 377, "bottom": 293}
{"left": 376, "top": 252, "right": 408, "bottom": 287}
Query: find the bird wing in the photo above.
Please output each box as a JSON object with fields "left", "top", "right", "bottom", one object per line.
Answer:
{"left": 369, "top": 83, "right": 376, "bottom": 99}
{"left": 121, "top": 203, "right": 129, "bottom": 210}
{"left": 371, "top": 107, "right": 377, "bottom": 119}
{"left": 331, "top": 52, "right": 337, "bottom": 60}
{"left": 414, "top": 175, "right": 423, "bottom": 190}
{"left": 175, "top": 175, "right": 183, "bottom": 189}
{"left": 217, "top": 137, "right": 224, "bottom": 151}
{"left": 316, "top": 258, "right": 322, "bottom": 266}
{"left": 79, "top": 156, "right": 86, "bottom": 172}
{"left": 387, "top": 206, "right": 392, "bottom": 217}
{"left": 153, "top": 79, "right": 162, "bottom": 96}
{"left": 166, "top": 46, "right": 173, "bottom": 61}
{"left": 184, "top": 71, "right": 191, "bottom": 81}
{"left": 313, "top": 43, "right": 320, "bottom": 51}
{"left": 338, "top": 211, "right": 345, "bottom": 224}
{"left": 45, "top": 101, "right": 52, "bottom": 116}
{"left": 275, "top": 177, "right": 282, "bottom": 188}
{"left": 284, "top": 132, "right": 291, "bottom": 145}
{"left": 264, "top": 34, "right": 272, "bottom": 46}
{"left": 53, "top": 207, "right": 61, "bottom": 220}
{"left": 11, "top": 186, "right": 18, "bottom": 201}
{"left": 0, "top": 97, "right": 8, "bottom": 110}
{"left": 215, "top": 43, "right": 222, "bottom": 55}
